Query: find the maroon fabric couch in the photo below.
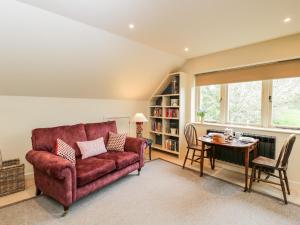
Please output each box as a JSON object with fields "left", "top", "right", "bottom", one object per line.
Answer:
{"left": 26, "top": 121, "right": 146, "bottom": 212}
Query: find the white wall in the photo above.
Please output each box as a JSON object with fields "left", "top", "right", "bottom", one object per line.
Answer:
{"left": 0, "top": 96, "right": 147, "bottom": 174}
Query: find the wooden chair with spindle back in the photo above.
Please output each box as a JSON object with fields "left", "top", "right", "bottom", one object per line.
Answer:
{"left": 182, "top": 123, "right": 215, "bottom": 171}
{"left": 249, "top": 134, "right": 296, "bottom": 204}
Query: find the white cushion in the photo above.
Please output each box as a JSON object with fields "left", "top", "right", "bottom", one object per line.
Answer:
{"left": 77, "top": 137, "right": 107, "bottom": 159}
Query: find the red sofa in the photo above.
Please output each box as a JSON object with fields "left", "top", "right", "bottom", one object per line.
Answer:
{"left": 26, "top": 121, "right": 146, "bottom": 213}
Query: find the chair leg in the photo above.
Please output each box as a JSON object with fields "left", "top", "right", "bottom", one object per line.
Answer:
{"left": 248, "top": 165, "right": 256, "bottom": 192}
{"left": 279, "top": 170, "right": 288, "bottom": 204}
{"left": 283, "top": 170, "right": 291, "bottom": 195}
{"left": 191, "top": 150, "right": 196, "bottom": 165}
{"left": 257, "top": 168, "right": 261, "bottom": 183}
{"left": 182, "top": 148, "right": 190, "bottom": 169}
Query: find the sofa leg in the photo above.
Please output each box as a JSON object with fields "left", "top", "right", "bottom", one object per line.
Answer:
{"left": 138, "top": 168, "right": 141, "bottom": 176}
{"left": 35, "top": 188, "right": 41, "bottom": 196}
{"left": 62, "top": 206, "right": 69, "bottom": 217}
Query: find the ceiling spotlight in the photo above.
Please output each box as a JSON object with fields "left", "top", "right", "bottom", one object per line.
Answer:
{"left": 283, "top": 17, "right": 291, "bottom": 23}
{"left": 184, "top": 47, "right": 189, "bottom": 52}
{"left": 129, "top": 24, "right": 135, "bottom": 29}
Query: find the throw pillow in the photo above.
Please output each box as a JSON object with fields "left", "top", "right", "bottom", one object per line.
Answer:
{"left": 77, "top": 137, "right": 107, "bottom": 159}
{"left": 55, "top": 138, "right": 76, "bottom": 166}
{"left": 106, "top": 132, "right": 127, "bottom": 151}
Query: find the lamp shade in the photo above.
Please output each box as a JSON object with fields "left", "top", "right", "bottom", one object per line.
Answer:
{"left": 132, "top": 113, "right": 148, "bottom": 123}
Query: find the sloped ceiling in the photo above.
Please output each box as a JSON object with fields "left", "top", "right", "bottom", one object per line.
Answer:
{"left": 18, "top": 0, "right": 300, "bottom": 58}
{"left": 0, "top": 1, "right": 184, "bottom": 100}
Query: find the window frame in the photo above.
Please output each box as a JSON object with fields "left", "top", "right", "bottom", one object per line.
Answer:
{"left": 195, "top": 77, "right": 300, "bottom": 130}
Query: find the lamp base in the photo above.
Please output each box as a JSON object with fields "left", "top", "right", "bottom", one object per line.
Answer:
{"left": 136, "top": 122, "right": 143, "bottom": 138}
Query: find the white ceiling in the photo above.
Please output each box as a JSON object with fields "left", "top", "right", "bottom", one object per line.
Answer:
{"left": 19, "top": 0, "right": 300, "bottom": 58}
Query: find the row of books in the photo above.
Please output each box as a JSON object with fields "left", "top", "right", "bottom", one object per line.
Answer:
{"left": 152, "top": 108, "right": 162, "bottom": 117}
{"left": 165, "top": 139, "right": 178, "bottom": 151}
{"left": 151, "top": 121, "right": 162, "bottom": 132}
{"left": 165, "top": 108, "right": 179, "bottom": 118}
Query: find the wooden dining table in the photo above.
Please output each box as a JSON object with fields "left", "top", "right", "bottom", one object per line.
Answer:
{"left": 198, "top": 136, "right": 259, "bottom": 191}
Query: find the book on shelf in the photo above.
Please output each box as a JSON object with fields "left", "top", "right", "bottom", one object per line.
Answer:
{"left": 152, "top": 107, "right": 162, "bottom": 117}
{"left": 165, "top": 108, "right": 179, "bottom": 118}
{"left": 151, "top": 121, "right": 162, "bottom": 132}
{"left": 164, "top": 139, "right": 178, "bottom": 152}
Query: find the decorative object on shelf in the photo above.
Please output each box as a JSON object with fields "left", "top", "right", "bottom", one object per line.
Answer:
{"left": 0, "top": 149, "right": 25, "bottom": 196}
{"left": 170, "top": 128, "right": 177, "bottom": 135}
{"left": 132, "top": 113, "right": 148, "bottom": 138}
{"left": 170, "top": 99, "right": 179, "bottom": 107}
{"left": 171, "top": 76, "right": 179, "bottom": 94}
{"left": 196, "top": 108, "right": 207, "bottom": 123}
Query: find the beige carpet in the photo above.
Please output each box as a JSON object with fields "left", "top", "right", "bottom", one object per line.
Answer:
{"left": 0, "top": 159, "right": 300, "bottom": 225}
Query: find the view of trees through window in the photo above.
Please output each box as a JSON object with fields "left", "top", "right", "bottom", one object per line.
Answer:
{"left": 199, "top": 85, "right": 221, "bottom": 122}
{"left": 228, "top": 81, "right": 262, "bottom": 125}
{"left": 198, "top": 78, "right": 300, "bottom": 128}
{"left": 272, "top": 77, "right": 300, "bottom": 127}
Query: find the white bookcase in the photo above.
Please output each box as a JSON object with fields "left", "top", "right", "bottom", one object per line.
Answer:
{"left": 148, "top": 72, "right": 185, "bottom": 157}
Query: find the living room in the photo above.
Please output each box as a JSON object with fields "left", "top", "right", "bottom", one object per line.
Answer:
{"left": 0, "top": 1, "right": 300, "bottom": 225}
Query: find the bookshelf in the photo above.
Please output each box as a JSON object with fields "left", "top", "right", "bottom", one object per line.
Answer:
{"left": 148, "top": 72, "right": 185, "bottom": 156}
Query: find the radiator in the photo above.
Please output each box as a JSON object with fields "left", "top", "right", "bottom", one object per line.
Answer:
{"left": 206, "top": 129, "right": 276, "bottom": 167}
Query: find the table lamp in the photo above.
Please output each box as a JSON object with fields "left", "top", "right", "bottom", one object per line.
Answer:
{"left": 132, "top": 113, "right": 148, "bottom": 138}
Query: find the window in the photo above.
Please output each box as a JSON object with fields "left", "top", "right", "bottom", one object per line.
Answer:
{"left": 228, "top": 81, "right": 262, "bottom": 125}
{"left": 272, "top": 77, "right": 300, "bottom": 128}
{"left": 196, "top": 76, "right": 300, "bottom": 129}
{"left": 199, "top": 85, "right": 221, "bottom": 122}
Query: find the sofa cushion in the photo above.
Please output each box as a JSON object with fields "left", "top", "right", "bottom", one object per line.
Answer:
{"left": 84, "top": 121, "right": 117, "bottom": 145}
{"left": 32, "top": 124, "right": 87, "bottom": 158}
{"left": 77, "top": 137, "right": 107, "bottom": 159}
{"left": 55, "top": 138, "right": 76, "bottom": 166}
{"left": 96, "top": 151, "right": 139, "bottom": 170}
{"left": 76, "top": 157, "right": 116, "bottom": 187}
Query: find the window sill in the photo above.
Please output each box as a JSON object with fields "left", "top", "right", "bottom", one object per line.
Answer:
{"left": 193, "top": 122, "right": 300, "bottom": 135}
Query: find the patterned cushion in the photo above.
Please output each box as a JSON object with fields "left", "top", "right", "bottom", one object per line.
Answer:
{"left": 55, "top": 138, "right": 76, "bottom": 166}
{"left": 77, "top": 137, "right": 107, "bottom": 159}
{"left": 106, "top": 132, "right": 127, "bottom": 151}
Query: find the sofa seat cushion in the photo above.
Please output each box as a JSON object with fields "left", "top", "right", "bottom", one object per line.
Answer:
{"left": 76, "top": 157, "right": 116, "bottom": 187}
{"left": 96, "top": 151, "right": 139, "bottom": 170}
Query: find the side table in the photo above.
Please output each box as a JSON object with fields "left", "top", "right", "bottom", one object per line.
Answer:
{"left": 145, "top": 139, "right": 153, "bottom": 160}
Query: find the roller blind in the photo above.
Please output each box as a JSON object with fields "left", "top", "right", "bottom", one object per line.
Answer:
{"left": 195, "top": 58, "right": 300, "bottom": 86}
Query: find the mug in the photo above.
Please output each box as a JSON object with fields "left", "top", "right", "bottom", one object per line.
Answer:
{"left": 235, "top": 131, "right": 243, "bottom": 139}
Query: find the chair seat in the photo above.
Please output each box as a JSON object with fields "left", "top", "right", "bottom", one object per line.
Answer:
{"left": 252, "top": 156, "right": 279, "bottom": 169}
{"left": 76, "top": 157, "right": 116, "bottom": 187}
{"left": 188, "top": 144, "right": 211, "bottom": 151}
{"left": 96, "top": 151, "right": 139, "bottom": 170}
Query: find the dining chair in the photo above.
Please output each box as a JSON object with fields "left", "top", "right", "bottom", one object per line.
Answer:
{"left": 249, "top": 134, "right": 296, "bottom": 204}
{"left": 182, "top": 123, "right": 215, "bottom": 170}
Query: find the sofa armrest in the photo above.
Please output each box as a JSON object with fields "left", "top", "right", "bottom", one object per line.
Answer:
{"left": 26, "top": 150, "right": 75, "bottom": 180}
{"left": 124, "top": 137, "right": 146, "bottom": 168}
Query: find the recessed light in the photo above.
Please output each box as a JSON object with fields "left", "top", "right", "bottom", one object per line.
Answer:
{"left": 129, "top": 24, "right": 135, "bottom": 29}
{"left": 184, "top": 47, "right": 189, "bottom": 52}
{"left": 283, "top": 17, "right": 291, "bottom": 23}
